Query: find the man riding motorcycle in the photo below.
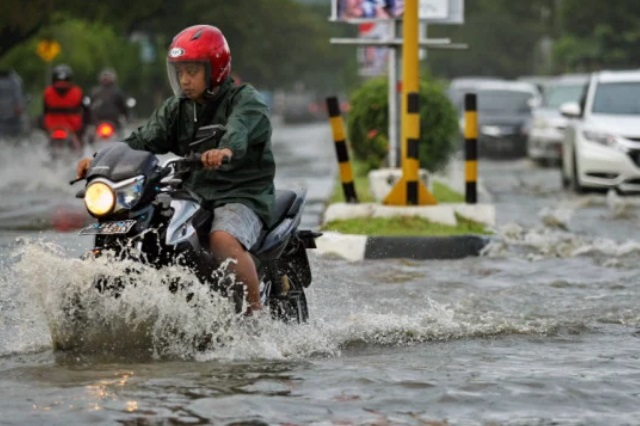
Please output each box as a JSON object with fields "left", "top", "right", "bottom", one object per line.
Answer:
{"left": 88, "top": 68, "right": 129, "bottom": 134}
{"left": 76, "top": 24, "right": 275, "bottom": 315}
{"left": 43, "top": 64, "right": 87, "bottom": 143}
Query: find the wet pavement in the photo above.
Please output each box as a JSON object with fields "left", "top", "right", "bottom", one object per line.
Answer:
{"left": 1, "top": 125, "right": 639, "bottom": 425}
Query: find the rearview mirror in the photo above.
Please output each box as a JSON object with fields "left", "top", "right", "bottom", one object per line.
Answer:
{"left": 559, "top": 102, "right": 581, "bottom": 118}
{"left": 126, "top": 97, "right": 137, "bottom": 109}
{"left": 189, "top": 124, "right": 226, "bottom": 151}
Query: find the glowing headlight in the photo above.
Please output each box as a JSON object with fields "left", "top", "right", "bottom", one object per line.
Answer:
{"left": 116, "top": 177, "right": 145, "bottom": 209}
{"left": 84, "top": 182, "right": 115, "bottom": 216}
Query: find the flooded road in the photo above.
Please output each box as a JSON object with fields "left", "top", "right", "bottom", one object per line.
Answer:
{"left": 1, "top": 125, "right": 639, "bottom": 425}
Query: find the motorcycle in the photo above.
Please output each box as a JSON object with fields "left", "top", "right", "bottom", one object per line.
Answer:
{"left": 70, "top": 124, "right": 321, "bottom": 325}
{"left": 87, "top": 120, "right": 120, "bottom": 145}
{"left": 86, "top": 97, "right": 136, "bottom": 145}
{"left": 47, "top": 126, "right": 82, "bottom": 160}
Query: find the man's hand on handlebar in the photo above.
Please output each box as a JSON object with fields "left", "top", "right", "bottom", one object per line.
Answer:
{"left": 201, "top": 148, "right": 232, "bottom": 169}
{"left": 76, "top": 157, "right": 92, "bottom": 179}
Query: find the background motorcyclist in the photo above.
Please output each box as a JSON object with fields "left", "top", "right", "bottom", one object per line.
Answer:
{"left": 76, "top": 25, "right": 275, "bottom": 315}
{"left": 88, "top": 68, "right": 129, "bottom": 132}
{"left": 43, "top": 64, "right": 87, "bottom": 142}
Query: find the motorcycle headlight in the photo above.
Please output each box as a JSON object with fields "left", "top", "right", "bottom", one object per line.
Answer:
{"left": 116, "top": 176, "right": 145, "bottom": 209}
{"left": 85, "top": 182, "right": 116, "bottom": 216}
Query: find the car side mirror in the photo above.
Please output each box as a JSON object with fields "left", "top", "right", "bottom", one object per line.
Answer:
{"left": 559, "top": 102, "right": 581, "bottom": 118}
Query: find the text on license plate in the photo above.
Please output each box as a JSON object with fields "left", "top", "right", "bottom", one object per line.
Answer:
{"left": 79, "top": 220, "right": 137, "bottom": 235}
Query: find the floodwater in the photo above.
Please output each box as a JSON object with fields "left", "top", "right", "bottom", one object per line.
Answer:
{"left": 1, "top": 124, "right": 639, "bottom": 425}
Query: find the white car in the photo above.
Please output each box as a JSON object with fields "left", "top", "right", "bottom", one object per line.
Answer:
{"left": 561, "top": 69, "right": 640, "bottom": 193}
{"left": 527, "top": 74, "right": 588, "bottom": 166}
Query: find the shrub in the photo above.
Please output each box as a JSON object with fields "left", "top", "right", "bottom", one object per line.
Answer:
{"left": 347, "top": 77, "right": 459, "bottom": 172}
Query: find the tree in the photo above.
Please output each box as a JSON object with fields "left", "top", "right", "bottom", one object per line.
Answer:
{"left": 347, "top": 77, "right": 459, "bottom": 172}
{"left": 0, "top": 0, "right": 163, "bottom": 59}
{"left": 425, "top": 0, "right": 556, "bottom": 79}
{"left": 0, "top": 1, "right": 359, "bottom": 116}
{"left": 136, "top": 0, "right": 357, "bottom": 91}
{"left": 553, "top": 0, "right": 640, "bottom": 71}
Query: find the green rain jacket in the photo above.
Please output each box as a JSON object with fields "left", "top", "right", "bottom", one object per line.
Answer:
{"left": 124, "top": 78, "right": 276, "bottom": 227}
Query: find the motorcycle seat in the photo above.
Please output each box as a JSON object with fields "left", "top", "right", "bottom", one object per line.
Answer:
{"left": 272, "top": 189, "right": 297, "bottom": 223}
{"left": 194, "top": 189, "right": 305, "bottom": 252}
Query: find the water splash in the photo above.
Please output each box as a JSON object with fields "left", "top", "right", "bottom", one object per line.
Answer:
{"left": 483, "top": 221, "right": 640, "bottom": 261}
{"left": 0, "top": 138, "right": 87, "bottom": 194}
{"left": 0, "top": 239, "right": 573, "bottom": 361}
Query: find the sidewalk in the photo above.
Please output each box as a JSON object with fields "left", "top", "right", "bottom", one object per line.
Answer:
{"left": 313, "top": 157, "right": 495, "bottom": 261}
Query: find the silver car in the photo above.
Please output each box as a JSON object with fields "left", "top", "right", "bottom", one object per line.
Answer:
{"left": 527, "top": 74, "right": 587, "bottom": 166}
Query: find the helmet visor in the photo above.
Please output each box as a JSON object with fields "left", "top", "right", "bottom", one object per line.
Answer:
{"left": 166, "top": 60, "right": 211, "bottom": 98}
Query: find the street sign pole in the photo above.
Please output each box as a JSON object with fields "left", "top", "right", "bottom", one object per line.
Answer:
{"left": 383, "top": 0, "right": 437, "bottom": 205}
{"left": 330, "top": 0, "right": 466, "bottom": 202}
{"left": 387, "top": 20, "right": 399, "bottom": 168}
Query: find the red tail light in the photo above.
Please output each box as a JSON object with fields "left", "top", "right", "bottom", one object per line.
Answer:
{"left": 51, "top": 128, "right": 69, "bottom": 140}
{"left": 96, "top": 122, "right": 115, "bottom": 139}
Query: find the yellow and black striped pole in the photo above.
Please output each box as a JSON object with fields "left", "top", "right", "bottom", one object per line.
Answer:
{"left": 464, "top": 93, "right": 478, "bottom": 204}
{"left": 383, "top": 0, "right": 436, "bottom": 206}
{"left": 326, "top": 96, "right": 358, "bottom": 203}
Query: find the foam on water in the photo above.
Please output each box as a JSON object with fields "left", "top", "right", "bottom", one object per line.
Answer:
{"left": 483, "top": 201, "right": 640, "bottom": 261}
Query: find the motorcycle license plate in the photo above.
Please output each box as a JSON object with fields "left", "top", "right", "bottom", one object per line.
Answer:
{"left": 79, "top": 220, "right": 136, "bottom": 235}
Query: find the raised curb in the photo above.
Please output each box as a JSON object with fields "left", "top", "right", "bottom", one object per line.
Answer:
{"left": 314, "top": 231, "right": 491, "bottom": 261}
{"left": 365, "top": 235, "right": 490, "bottom": 260}
{"left": 315, "top": 159, "right": 495, "bottom": 261}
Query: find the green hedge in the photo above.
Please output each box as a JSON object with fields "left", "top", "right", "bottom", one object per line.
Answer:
{"left": 347, "top": 77, "right": 459, "bottom": 172}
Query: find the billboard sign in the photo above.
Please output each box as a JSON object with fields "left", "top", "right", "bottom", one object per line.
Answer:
{"left": 332, "top": 0, "right": 464, "bottom": 24}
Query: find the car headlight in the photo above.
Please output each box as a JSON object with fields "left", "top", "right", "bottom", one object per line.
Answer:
{"left": 116, "top": 176, "right": 145, "bottom": 209}
{"left": 533, "top": 117, "right": 548, "bottom": 129}
{"left": 85, "top": 182, "right": 116, "bottom": 217}
{"left": 481, "top": 125, "right": 503, "bottom": 137}
{"left": 582, "top": 130, "right": 618, "bottom": 147}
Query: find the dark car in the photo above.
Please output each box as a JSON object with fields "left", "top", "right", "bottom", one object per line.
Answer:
{"left": 471, "top": 80, "right": 540, "bottom": 158}
{"left": 0, "top": 69, "right": 31, "bottom": 138}
{"left": 273, "top": 90, "right": 328, "bottom": 124}
{"left": 446, "top": 76, "right": 507, "bottom": 116}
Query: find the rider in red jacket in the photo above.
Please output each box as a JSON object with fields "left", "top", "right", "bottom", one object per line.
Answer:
{"left": 43, "top": 64, "right": 86, "bottom": 138}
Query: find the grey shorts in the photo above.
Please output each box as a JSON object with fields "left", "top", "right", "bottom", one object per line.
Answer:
{"left": 210, "top": 203, "right": 263, "bottom": 250}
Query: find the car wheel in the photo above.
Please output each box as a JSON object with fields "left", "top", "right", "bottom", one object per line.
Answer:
{"left": 571, "top": 150, "right": 584, "bottom": 194}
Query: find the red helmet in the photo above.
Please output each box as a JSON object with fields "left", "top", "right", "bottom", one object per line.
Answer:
{"left": 166, "top": 25, "right": 231, "bottom": 96}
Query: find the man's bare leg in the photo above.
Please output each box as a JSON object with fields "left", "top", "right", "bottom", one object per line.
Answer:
{"left": 209, "top": 231, "right": 262, "bottom": 313}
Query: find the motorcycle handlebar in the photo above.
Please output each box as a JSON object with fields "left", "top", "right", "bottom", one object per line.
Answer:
{"left": 163, "top": 153, "right": 230, "bottom": 172}
{"left": 183, "top": 153, "right": 204, "bottom": 168}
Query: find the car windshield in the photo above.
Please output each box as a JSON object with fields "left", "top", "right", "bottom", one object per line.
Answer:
{"left": 477, "top": 90, "right": 532, "bottom": 113}
{"left": 543, "top": 83, "right": 584, "bottom": 108}
{"left": 592, "top": 82, "right": 640, "bottom": 115}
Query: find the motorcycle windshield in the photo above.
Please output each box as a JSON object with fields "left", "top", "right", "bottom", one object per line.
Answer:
{"left": 87, "top": 142, "right": 158, "bottom": 182}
